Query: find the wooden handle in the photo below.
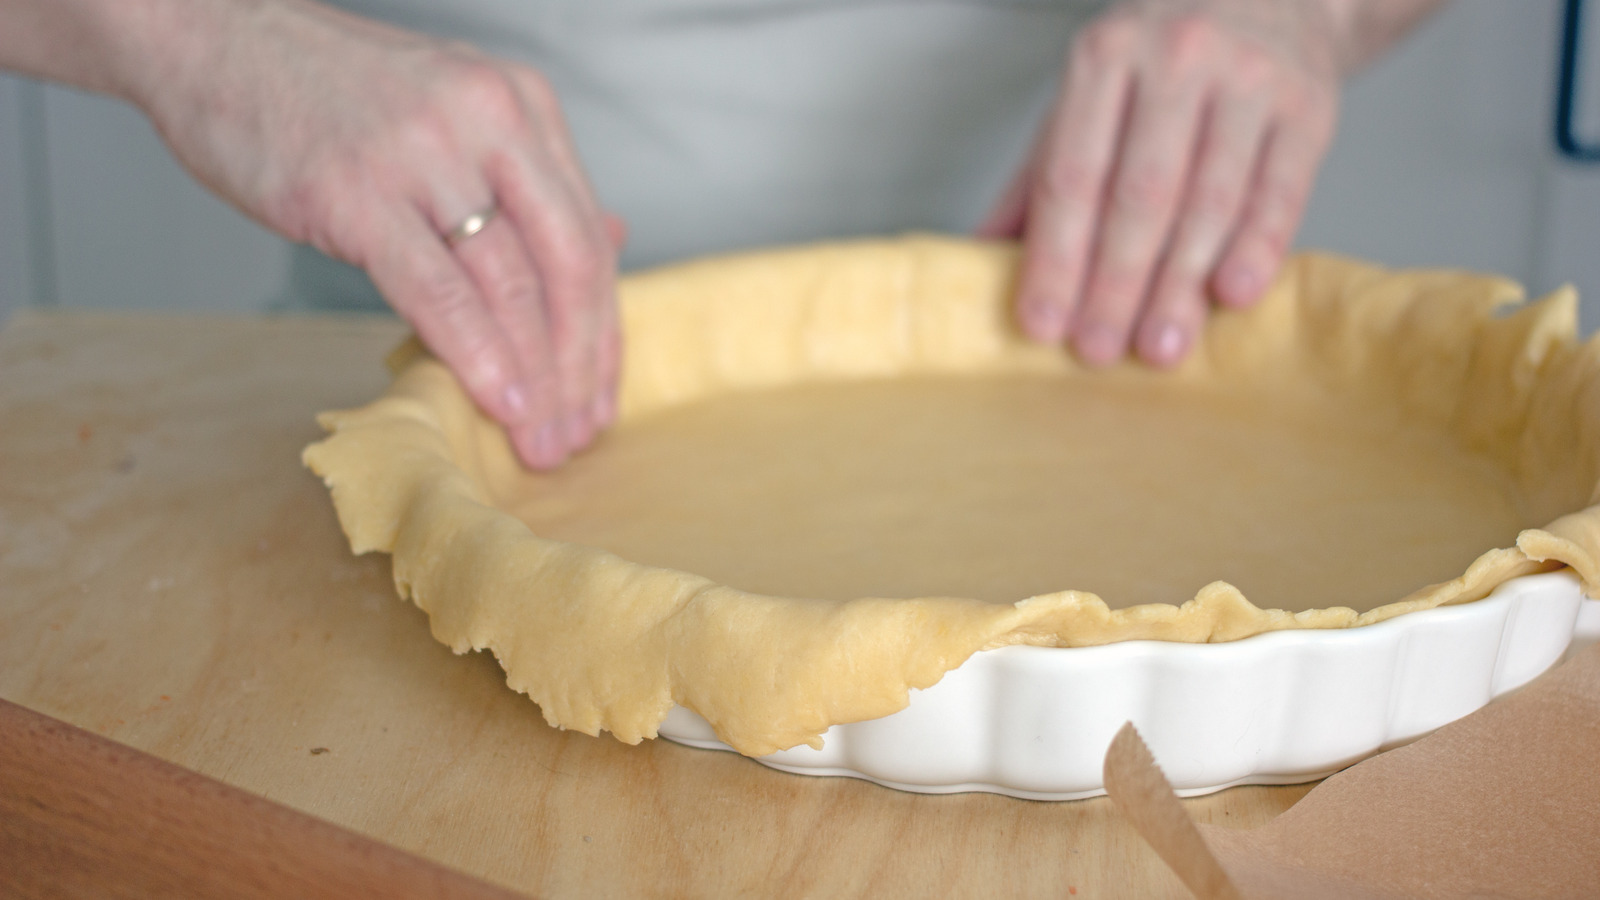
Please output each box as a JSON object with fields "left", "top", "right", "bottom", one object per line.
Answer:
{"left": 0, "top": 699, "right": 529, "bottom": 899}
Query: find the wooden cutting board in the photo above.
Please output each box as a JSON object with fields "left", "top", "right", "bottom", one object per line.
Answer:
{"left": 0, "top": 311, "right": 1310, "bottom": 898}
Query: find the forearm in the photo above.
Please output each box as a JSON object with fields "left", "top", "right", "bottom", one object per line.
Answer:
{"left": 0, "top": 0, "right": 366, "bottom": 121}
{"left": 1321, "top": 0, "right": 1454, "bottom": 73}
{"left": 0, "top": 0, "right": 196, "bottom": 103}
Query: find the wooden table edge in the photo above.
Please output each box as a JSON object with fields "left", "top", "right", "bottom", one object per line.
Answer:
{"left": 0, "top": 698, "right": 532, "bottom": 899}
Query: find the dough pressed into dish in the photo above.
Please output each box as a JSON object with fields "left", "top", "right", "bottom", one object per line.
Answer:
{"left": 304, "top": 236, "right": 1600, "bottom": 756}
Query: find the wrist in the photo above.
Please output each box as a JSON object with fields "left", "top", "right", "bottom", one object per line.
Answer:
{"left": 96, "top": 0, "right": 243, "bottom": 121}
{"left": 0, "top": 0, "right": 284, "bottom": 124}
{"left": 1313, "top": 0, "right": 1450, "bottom": 74}
{"left": 0, "top": 0, "right": 173, "bottom": 101}
{"left": 1307, "top": 0, "right": 1364, "bottom": 75}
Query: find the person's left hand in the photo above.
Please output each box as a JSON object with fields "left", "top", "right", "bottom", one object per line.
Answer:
{"left": 979, "top": 0, "right": 1343, "bottom": 368}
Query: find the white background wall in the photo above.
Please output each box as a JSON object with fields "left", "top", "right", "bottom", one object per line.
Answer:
{"left": 1303, "top": 1, "right": 1556, "bottom": 283}
{"left": 2, "top": 0, "right": 1597, "bottom": 329}
{"left": 0, "top": 79, "right": 293, "bottom": 317}
{"left": 1298, "top": 0, "right": 1600, "bottom": 333}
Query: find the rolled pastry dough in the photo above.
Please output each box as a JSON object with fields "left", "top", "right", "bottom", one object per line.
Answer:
{"left": 304, "top": 236, "right": 1600, "bottom": 756}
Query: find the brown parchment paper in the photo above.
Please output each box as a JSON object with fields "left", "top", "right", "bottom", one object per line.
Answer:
{"left": 1106, "top": 642, "right": 1600, "bottom": 899}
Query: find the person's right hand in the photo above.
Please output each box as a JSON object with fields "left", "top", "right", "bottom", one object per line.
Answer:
{"left": 134, "top": 0, "right": 621, "bottom": 469}
{"left": 980, "top": 0, "right": 1343, "bottom": 370}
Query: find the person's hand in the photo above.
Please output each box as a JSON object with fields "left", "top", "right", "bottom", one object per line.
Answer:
{"left": 979, "top": 0, "right": 1343, "bottom": 368}
{"left": 134, "top": 0, "right": 621, "bottom": 468}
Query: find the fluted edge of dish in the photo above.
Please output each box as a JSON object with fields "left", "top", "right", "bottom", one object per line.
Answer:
{"left": 660, "top": 571, "right": 1590, "bottom": 799}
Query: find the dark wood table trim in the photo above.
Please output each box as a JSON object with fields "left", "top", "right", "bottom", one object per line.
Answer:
{"left": 0, "top": 699, "right": 531, "bottom": 900}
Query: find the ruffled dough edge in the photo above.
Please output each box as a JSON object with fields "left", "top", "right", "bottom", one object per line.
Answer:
{"left": 303, "top": 235, "right": 1600, "bottom": 756}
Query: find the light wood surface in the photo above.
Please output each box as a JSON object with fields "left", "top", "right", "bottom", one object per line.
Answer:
{"left": 0, "top": 312, "right": 1312, "bottom": 898}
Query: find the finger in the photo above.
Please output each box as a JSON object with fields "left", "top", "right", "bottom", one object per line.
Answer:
{"left": 1135, "top": 91, "right": 1271, "bottom": 367}
{"left": 490, "top": 150, "right": 616, "bottom": 454}
{"left": 1072, "top": 73, "right": 1209, "bottom": 367}
{"left": 602, "top": 211, "right": 629, "bottom": 250}
{"left": 506, "top": 67, "right": 594, "bottom": 197}
{"left": 977, "top": 161, "right": 1033, "bottom": 239}
{"left": 1212, "top": 103, "right": 1334, "bottom": 309}
{"left": 366, "top": 208, "right": 531, "bottom": 428}
{"left": 447, "top": 213, "right": 571, "bottom": 468}
{"left": 1014, "top": 47, "right": 1133, "bottom": 344}
{"left": 576, "top": 210, "right": 624, "bottom": 433}
{"left": 494, "top": 67, "right": 622, "bottom": 447}
{"left": 503, "top": 65, "right": 615, "bottom": 245}
{"left": 592, "top": 313, "right": 623, "bottom": 429}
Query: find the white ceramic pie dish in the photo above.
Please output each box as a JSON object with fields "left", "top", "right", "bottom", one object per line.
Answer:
{"left": 660, "top": 570, "right": 1594, "bottom": 800}
{"left": 305, "top": 239, "right": 1600, "bottom": 783}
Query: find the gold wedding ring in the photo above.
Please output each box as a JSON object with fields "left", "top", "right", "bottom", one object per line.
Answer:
{"left": 444, "top": 206, "right": 498, "bottom": 246}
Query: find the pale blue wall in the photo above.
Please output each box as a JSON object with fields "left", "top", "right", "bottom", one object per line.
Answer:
{"left": 2, "top": 0, "right": 1595, "bottom": 330}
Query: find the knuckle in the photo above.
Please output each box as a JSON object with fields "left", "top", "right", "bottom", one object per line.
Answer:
{"left": 551, "top": 239, "right": 608, "bottom": 298}
{"left": 392, "top": 106, "right": 455, "bottom": 162}
{"left": 1152, "top": 272, "right": 1206, "bottom": 312}
{"left": 1022, "top": 236, "right": 1088, "bottom": 295}
{"left": 554, "top": 336, "right": 592, "bottom": 386}
{"left": 525, "top": 368, "right": 561, "bottom": 402}
{"left": 1189, "top": 178, "right": 1242, "bottom": 224}
{"left": 1159, "top": 15, "right": 1220, "bottom": 73}
{"left": 1025, "top": 262, "right": 1085, "bottom": 310}
{"left": 516, "top": 68, "right": 561, "bottom": 118}
{"left": 1242, "top": 205, "right": 1296, "bottom": 254}
{"left": 598, "top": 326, "right": 624, "bottom": 378}
{"left": 1303, "top": 101, "right": 1339, "bottom": 146}
{"left": 1088, "top": 264, "right": 1147, "bottom": 309}
{"left": 1229, "top": 47, "right": 1276, "bottom": 92}
{"left": 1075, "top": 17, "right": 1138, "bottom": 67}
{"left": 448, "top": 62, "right": 524, "bottom": 123}
{"left": 1281, "top": 79, "right": 1339, "bottom": 124}
{"left": 1252, "top": 224, "right": 1293, "bottom": 256}
{"left": 428, "top": 295, "right": 486, "bottom": 345}
{"left": 449, "top": 339, "right": 510, "bottom": 396}
{"left": 488, "top": 269, "right": 544, "bottom": 309}
{"left": 411, "top": 264, "right": 481, "bottom": 323}
{"left": 1168, "top": 234, "right": 1220, "bottom": 280}
{"left": 1036, "top": 156, "right": 1102, "bottom": 208}
{"left": 1112, "top": 163, "right": 1182, "bottom": 215}
{"left": 1255, "top": 179, "right": 1307, "bottom": 223}
{"left": 542, "top": 232, "right": 614, "bottom": 329}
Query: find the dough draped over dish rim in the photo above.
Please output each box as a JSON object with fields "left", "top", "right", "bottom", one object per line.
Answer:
{"left": 304, "top": 235, "right": 1600, "bottom": 756}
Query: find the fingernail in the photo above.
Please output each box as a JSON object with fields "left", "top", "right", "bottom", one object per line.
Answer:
{"left": 1148, "top": 322, "right": 1189, "bottom": 367}
{"left": 502, "top": 384, "right": 531, "bottom": 420}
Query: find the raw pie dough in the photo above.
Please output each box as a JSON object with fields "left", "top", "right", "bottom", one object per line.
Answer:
{"left": 304, "top": 236, "right": 1600, "bottom": 756}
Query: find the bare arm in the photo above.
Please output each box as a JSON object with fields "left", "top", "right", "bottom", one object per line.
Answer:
{"left": 1325, "top": 0, "right": 1455, "bottom": 72}
{"left": 0, "top": 0, "right": 622, "bottom": 470}
{"left": 0, "top": 0, "right": 150, "bottom": 93}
